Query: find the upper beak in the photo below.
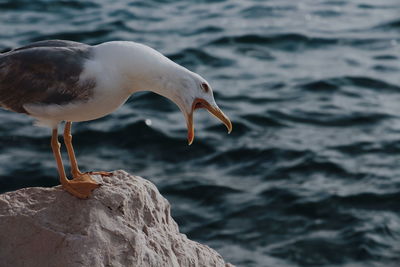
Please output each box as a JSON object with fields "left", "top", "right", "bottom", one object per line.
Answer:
{"left": 186, "top": 98, "right": 232, "bottom": 145}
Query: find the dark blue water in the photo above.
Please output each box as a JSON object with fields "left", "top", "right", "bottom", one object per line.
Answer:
{"left": 1, "top": 0, "right": 400, "bottom": 266}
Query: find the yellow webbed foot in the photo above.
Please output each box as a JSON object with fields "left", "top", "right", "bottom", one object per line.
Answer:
{"left": 61, "top": 173, "right": 101, "bottom": 199}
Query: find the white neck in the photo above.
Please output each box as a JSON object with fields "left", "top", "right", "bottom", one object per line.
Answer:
{"left": 93, "top": 41, "right": 190, "bottom": 96}
{"left": 89, "top": 41, "right": 207, "bottom": 119}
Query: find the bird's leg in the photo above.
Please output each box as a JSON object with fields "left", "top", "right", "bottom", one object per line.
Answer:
{"left": 63, "top": 121, "right": 112, "bottom": 177}
{"left": 63, "top": 121, "right": 83, "bottom": 178}
{"left": 51, "top": 127, "right": 69, "bottom": 186}
{"left": 52, "top": 127, "right": 99, "bottom": 199}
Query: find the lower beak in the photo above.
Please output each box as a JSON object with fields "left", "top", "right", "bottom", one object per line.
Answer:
{"left": 186, "top": 98, "right": 232, "bottom": 145}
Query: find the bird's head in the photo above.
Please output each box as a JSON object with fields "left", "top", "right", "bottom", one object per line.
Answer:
{"left": 163, "top": 70, "right": 232, "bottom": 145}
{"left": 104, "top": 41, "right": 232, "bottom": 144}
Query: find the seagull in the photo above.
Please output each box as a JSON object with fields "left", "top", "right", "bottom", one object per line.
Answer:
{"left": 0, "top": 40, "right": 232, "bottom": 199}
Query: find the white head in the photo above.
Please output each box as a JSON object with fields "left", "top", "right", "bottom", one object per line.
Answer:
{"left": 98, "top": 41, "right": 232, "bottom": 144}
{"left": 158, "top": 67, "right": 232, "bottom": 144}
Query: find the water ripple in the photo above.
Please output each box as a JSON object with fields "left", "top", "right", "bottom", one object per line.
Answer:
{"left": 2, "top": 1, "right": 400, "bottom": 266}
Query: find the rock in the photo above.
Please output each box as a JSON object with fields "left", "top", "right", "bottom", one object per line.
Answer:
{"left": 0, "top": 170, "right": 234, "bottom": 267}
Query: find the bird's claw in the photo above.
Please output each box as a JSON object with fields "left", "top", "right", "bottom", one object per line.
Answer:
{"left": 61, "top": 173, "right": 101, "bottom": 199}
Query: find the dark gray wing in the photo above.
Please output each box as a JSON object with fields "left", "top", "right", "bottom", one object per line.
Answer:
{"left": 11, "top": 40, "right": 86, "bottom": 52}
{"left": 0, "top": 41, "right": 95, "bottom": 114}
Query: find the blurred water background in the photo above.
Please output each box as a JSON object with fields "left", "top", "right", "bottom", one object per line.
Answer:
{"left": 1, "top": 0, "right": 400, "bottom": 266}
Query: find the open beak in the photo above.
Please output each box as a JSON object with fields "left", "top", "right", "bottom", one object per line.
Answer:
{"left": 186, "top": 98, "right": 232, "bottom": 145}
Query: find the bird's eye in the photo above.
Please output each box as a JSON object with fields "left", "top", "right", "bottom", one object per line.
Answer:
{"left": 201, "top": 83, "right": 209, "bottom": 93}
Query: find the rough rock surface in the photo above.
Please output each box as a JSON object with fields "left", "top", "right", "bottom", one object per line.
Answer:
{"left": 0, "top": 170, "right": 233, "bottom": 267}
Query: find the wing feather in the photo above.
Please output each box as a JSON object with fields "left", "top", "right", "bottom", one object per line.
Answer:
{"left": 0, "top": 41, "right": 95, "bottom": 114}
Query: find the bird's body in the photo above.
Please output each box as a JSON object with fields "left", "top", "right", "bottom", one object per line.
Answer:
{"left": 0, "top": 40, "right": 232, "bottom": 199}
{"left": 0, "top": 40, "right": 178, "bottom": 127}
